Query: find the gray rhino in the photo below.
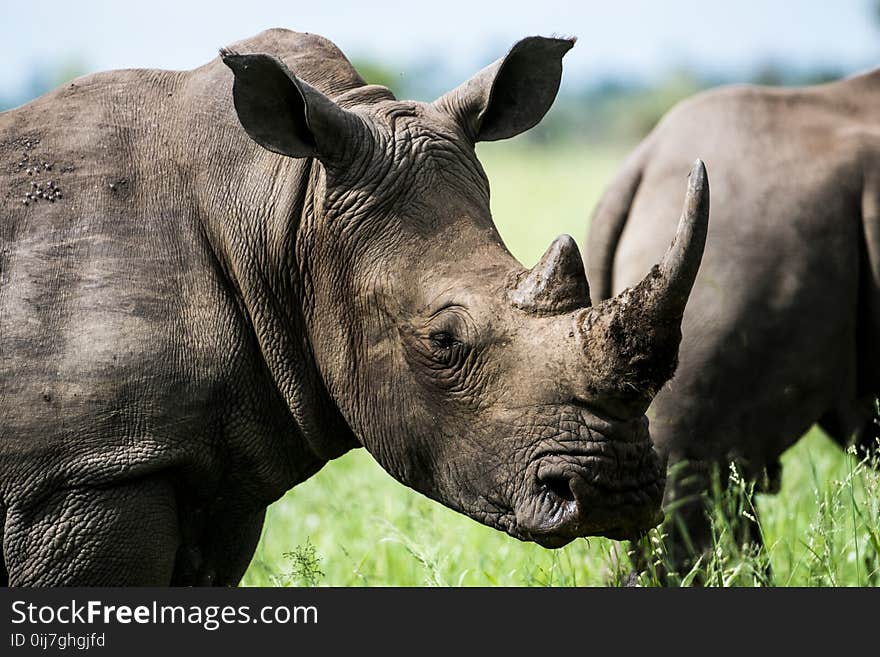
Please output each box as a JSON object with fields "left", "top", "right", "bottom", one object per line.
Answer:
{"left": 587, "top": 71, "right": 878, "bottom": 568}
{"left": 0, "top": 28, "right": 708, "bottom": 586}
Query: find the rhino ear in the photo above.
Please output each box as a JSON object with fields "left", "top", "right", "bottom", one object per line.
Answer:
{"left": 220, "top": 49, "right": 362, "bottom": 162}
{"left": 433, "top": 36, "right": 575, "bottom": 142}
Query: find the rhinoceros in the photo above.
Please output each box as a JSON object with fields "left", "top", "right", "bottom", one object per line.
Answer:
{"left": 587, "top": 71, "right": 879, "bottom": 569}
{"left": 0, "top": 28, "right": 709, "bottom": 586}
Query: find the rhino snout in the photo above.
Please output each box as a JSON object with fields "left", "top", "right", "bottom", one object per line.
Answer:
{"left": 533, "top": 459, "right": 665, "bottom": 545}
{"left": 513, "top": 419, "right": 666, "bottom": 547}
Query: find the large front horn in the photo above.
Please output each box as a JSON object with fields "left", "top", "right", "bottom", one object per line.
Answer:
{"left": 646, "top": 159, "right": 710, "bottom": 320}
{"left": 579, "top": 159, "right": 709, "bottom": 416}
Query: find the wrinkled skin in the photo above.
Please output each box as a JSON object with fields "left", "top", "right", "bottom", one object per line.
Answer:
{"left": 0, "top": 29, "right": 708, "bottom": 586}
{"left": 587, "top": 72, "right": 880, "bottom": 572}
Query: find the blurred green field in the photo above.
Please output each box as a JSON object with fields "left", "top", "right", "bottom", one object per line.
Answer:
{"left": 475, "top": 141, "right": 627, "bottom": 267}
{"left": 241, "top": 142, "right": 879, "bottom": 587}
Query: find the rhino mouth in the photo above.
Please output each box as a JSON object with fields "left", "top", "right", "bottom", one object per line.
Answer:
{"left": 526, "top": 454, "right": 665, "bottom": 546}
{"left": 509, "top": 413, "right": 666, "bottom": 547}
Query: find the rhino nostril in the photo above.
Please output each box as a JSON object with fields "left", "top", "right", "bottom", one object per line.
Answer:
{"left": 541, "top": 473, "right": 576, "bottom": 502}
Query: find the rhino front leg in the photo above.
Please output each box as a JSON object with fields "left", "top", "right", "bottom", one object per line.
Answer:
{"left": 632, "top": 459, "right": 771, "bottom": 584}
{"left": 172, "top": 504, "right": 266, "bottom": 586}
{"left": 4, "top": 477, "right": 179, "bottom": 586}
{"left": 626, "top": 460, "right": 714, "bottom": 581}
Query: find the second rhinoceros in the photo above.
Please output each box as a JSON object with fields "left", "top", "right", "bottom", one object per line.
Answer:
{"left": 587, "top": 71, "right": 879, "bottom": 570}
{"left": 0, "top": 28, "right": 708, "bottom": 585}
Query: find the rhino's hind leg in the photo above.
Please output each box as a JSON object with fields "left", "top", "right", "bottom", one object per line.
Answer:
{"left": 4, "top": 477, "right": 179, "bottom": 586}
{"left": 819, "top": 397, "right": 879, "bottom": 459}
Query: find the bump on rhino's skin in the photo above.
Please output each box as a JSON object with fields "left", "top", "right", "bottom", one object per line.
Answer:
{"left": 4, "top": 134, "right": 66, "bottom": 206}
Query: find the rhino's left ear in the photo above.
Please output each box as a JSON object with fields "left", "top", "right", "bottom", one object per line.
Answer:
{"left": 220, "top": 49, "right": 363, "bottom": 163}
{"left": 433, "top": 36, "right": 575, "bottom": 142}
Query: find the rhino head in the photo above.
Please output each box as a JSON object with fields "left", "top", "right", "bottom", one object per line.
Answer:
{"left": 221, "top": 37, "right": 709, "bottom": 547}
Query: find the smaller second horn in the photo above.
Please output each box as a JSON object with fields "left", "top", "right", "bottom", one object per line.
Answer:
{"left": 509, "top": 235, "right": 591, "bottom": 315}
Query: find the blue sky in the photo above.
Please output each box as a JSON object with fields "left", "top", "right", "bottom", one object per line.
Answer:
{"left": 2, "top": 0, "right": 878, "bottom": 99}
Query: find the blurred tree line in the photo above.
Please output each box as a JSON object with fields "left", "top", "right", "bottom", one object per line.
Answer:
{"left": 0, "top": 57, "right": 86, "bottom": 112}
{"left": 353, "top": 57, "right": 848, "bottom": 147}
{"left": 0, "top": 50, "right": 861, "bottom": 149}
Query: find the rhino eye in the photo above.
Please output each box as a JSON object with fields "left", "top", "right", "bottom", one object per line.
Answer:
{"left": 429, "top": 331, "right": 459, "bottom": 351}
{"left": 425, "top": 329, "right": 468, "bottom": 371}
{"left": 406, "top": 305, "right": 474, "bottom": 373}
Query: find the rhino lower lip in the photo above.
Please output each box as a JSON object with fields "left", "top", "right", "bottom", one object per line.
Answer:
{"left": 522, "top": 494, "right": 664, "bottom": 546}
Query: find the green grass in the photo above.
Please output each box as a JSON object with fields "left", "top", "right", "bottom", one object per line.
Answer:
{"left": 476, "top": 140, "right": 626, "bottom": 267}
{"left": 757, "top": 431, "right": 880, "bottom": 587}
{"left": 242, "top": 428, "right": 880, "bottom": 587}
{"left": 241, "top": 141, "right": 878, "bottom": 587}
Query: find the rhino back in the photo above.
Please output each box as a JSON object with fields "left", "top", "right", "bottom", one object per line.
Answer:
{"left": 611, "top": 81, "right": 876, "bottom": 466}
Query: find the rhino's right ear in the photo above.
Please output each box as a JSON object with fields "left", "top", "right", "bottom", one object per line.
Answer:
{"left": 220, "top": 49, "right": 362, "bottom": 163}
{"left": 433, "top": 36, "right": 575, "bottom": 142}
